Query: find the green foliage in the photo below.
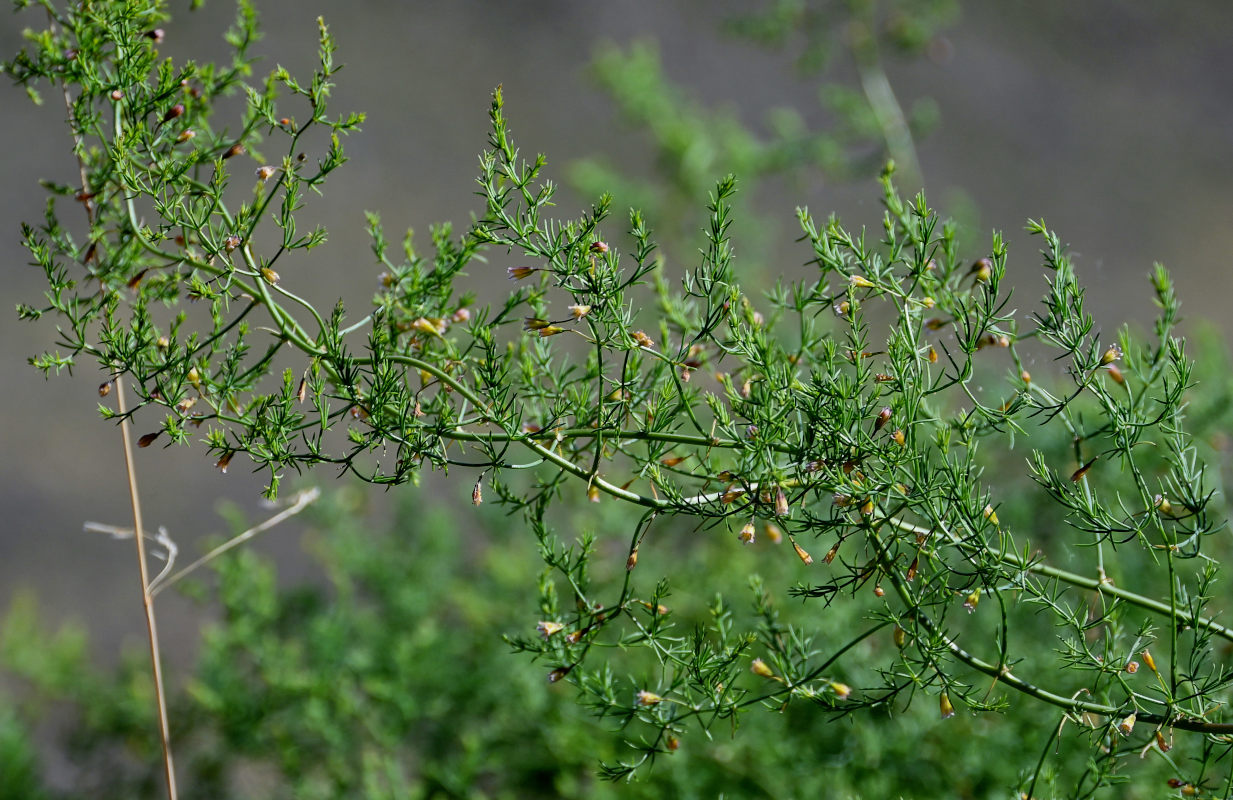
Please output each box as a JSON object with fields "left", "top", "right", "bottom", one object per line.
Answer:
{"left": 7, "top": 1, "right": 1233, "bottom": 798}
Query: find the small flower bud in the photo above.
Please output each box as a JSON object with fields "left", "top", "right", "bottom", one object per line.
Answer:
{"left": 632, "top": 330, "right": 655, "bottom": 349}
{"left": 925, "top": 317, "right": 949, "bottom": 330}
{"left": 1155, "top": 729, "right": 1171, "bottom": 752}
{"left": 636, "top": 690, "right": 663, "bottom": 706}
{"left": 737, "top": 522, "right": 756, "bottom": 545}
{"left": 98, "top": 380, "right": 113, "bottom": 397}
{"left": 587, "top": 485, "right": 600, "bottom": 503}
{"left": 1154, "top": 495, "right": 1174, "bottom": 516}
{"left": 176, "top": 129, "right": 196, "bottom": 143}
{"left": 830, "top": 682, "right": 852, "bottom": 699}
{"left": 666, "top": 735, "right": 680, "bottom": 752}
{"left": 1107, "top": 363, "right": 1125, "bottom": 385}
{"left": 774, "top": 487, "right": 789, "bottom": 517}
{"left": 1100, "top": 343, "right": 1123, "bottom": 366}
{"left": 873, "top": 585, "right": 885, "bottom": 597}
{"left": 850, "top": 274, "right": 875, "bottom": 289}
{"left": 964, "top": 588, "right": 981, "bottom": 613}
{"left": 523, "top": 317, "right": 550, "bottom": 331}
{"left": 927, "top": 346, "right": 938, "bottom": 363}
{"left": 507, "top": 266, "right": 537, "bottom": 280}
{"left": 791, "top": 539, "right": 813, "bottom": 565}
{"left": 187, "top": 366, "right": 201, "bottom": 389}
{"left": 1118, "top": 713, "right": 1136, "bottom": 735}
{"left": 145, "top": 28, "right": 165, "bottom": 42}
{"left": 590, "top": 241, "right": 609, "bottom": 254}
{"left": 223, "top": 235, "right": 242, "bottom": 252}
{"left": 297, "top": 378, "right": 308, "bottom": 404}
{"left": 860, "top": 498, "right": 874, "bottom": 516}
{"left": 626, "top": 548, "right": 638, "bottom": 571}
{"left": 892, "top": 429, "right": 906, "bottom": 447}
{"left": 921, "top": 295, "right": 936, "bottom": 308}
{"left": 161, "top": 103, "right": 184, "bottom": 123}
{"left": 255, "top": 165, "right": 276, "bottom": 181}
{"left": 1125, "top": 660, "right": 1139, "bottom": 674}
{"left": 110, "top": 89, "right": 123, "bottom": 101}
{"left": 536, "top": 621, "right": 564, "bottom": 639}
{"left": 1020, "top": 370, "right": 1031, "bottom": 383}
{"left": 764, "top": 522, "right": 783, "bottom": 544}
{"left": 138, "top": 431, "right": 160, "bottom": 447}
{"left": 750, "top": 658, "right": 775, "bottom": 678}
{"left": 970, "top": 258, "right": 992, "bottom": 283}
{"left": 1142, "top": 648, "right": 1157, "bottom": 674}
{"left": 547, "top": 666, "right": 572, "bottom": 683}
{"left": 569, "top": 304, "right": 591, "bottom": 319}
{"left": 875, "top": 406, "right": 892, "bottom": 432}
{"left": 411, "top": 317, "right": 442, "bottom": 337}
{"left": 223, "top": 142, "right": 245, "bottom": 159}
{"left": 538, "top": 326, "right": 565, "bottom": 337}
{"left": 472, "top": 479, "right": 483, "bottom": 506}
{"left": 939, "top": 693, "right": 955, "bottom": 718}
{"left": 833, "top": 300, "right": 851, "bottom": 316}
{"left": 893, "top": 625, "right": 906, "bottom": 648}
{"left": 260, "top": 267, "right": 280, "bottom": 285}
{"left": 451, "top": 307, "right": 471, "bottom": 323}
{"left": 983, "top": 504, "right": 999, "bottom": 526}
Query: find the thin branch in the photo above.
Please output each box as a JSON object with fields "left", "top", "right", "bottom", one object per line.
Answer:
{"left": 115, "top": 377, "right": 178, "bottom": 800}
{"left": 149, "top": 487, "right": 321, "bottom": 597}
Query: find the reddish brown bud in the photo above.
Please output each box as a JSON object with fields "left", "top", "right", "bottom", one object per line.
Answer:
{"left": 215, "top": 451, "right": 235, "bottom": 473}
{"left": 1070, "top": 456, "right": 1098, "bottom": 482}
{"left": 98, "top": 380, "right": 113, "bottom": 397}
{"left": 137, "top": 431, "right": 160, "bottom": 447}
{"left": 223, "top": 142, "right": 245, "bottom": 159}
{"left": 161, "top": 103, "right": 184, "bottom": 123}
{"left": 875, "top": 406, "right": 892, "bottom": 432}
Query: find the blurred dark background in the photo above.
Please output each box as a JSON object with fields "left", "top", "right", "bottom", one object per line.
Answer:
{"left": 2, "top": 0, "right": 1231, "bottom": 662}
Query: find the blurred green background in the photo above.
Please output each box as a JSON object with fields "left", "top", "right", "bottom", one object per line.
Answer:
{"left": 2, "top": 1, "right": 1232, "bottom": 796}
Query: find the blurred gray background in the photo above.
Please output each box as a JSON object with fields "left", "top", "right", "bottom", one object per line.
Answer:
{"left": 2, "top": 0, "right": 1231, "bottom": 661}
